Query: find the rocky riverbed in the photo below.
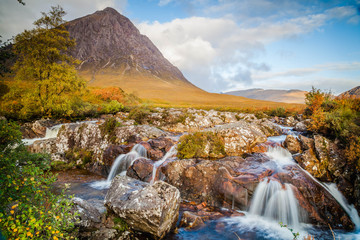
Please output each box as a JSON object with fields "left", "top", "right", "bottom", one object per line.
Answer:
{"left": 22, "top": 108, "right": 360, "bottom": 239}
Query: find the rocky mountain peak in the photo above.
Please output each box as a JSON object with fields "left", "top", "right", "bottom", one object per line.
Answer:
{"left": 338, "top": 86, "right": 360, "bottom": 99}
{"left": 65, "top": 7, "right": 189, "bottom": 83}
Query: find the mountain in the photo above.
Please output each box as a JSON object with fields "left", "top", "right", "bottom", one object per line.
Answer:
{"left": 338, "top": 86, "right": 360, "bottom": 99}
{"left": 63, "top": 7, "right": 303, "bottom": 110}
{"left": 66, "top": 7, "right": 191, "bottom": 84}
{"left": 224, "top": 88, "right": 307, "bottom": 104}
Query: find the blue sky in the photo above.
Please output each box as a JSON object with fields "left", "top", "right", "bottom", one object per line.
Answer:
{"left": 1, "top": 0, "right": 360, "bottom": 94}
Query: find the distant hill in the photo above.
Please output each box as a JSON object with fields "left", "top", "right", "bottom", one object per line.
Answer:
{"left": 224, "top": 89, "right": 307, "bottom": 104}
{"left": 338, "top": 86, "right": 360, "bottom": 99}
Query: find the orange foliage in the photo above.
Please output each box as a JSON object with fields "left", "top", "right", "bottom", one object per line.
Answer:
{"left": 91, "top": 87, "right": 125, "bottom": 102}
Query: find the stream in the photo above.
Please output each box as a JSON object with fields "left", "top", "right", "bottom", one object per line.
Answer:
{"left": 39, "top": 123, "right": 360, "bottom": 239}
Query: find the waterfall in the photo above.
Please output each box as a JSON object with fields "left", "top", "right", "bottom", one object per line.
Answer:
{"left": 265, "top": 146, "right": 295, "bottom": 168}
{"left": 107, "top": 144, "right": 147, "bottom": 181}
{"left": 249, "top": 178, "right": 300, "bottom": 227}
{"left": 267, "top": 130, "right": 360, "bottom": 230}
{"left": 150, "top": 145, "right": 177, "bottom": 184}
{"left": 325, "top": 183, "right": 360, "bottom": 229}
{"left": 90, "top": 144, "right": 147, "bottom": 189}
{"left": 23, "top": 124, "right": 63, "bottom": 145}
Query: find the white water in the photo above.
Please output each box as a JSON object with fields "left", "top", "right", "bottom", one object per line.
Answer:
{"left": 23, "top": 124, "right": 63, "bottom": 145}
{"left": 90, "top": 144, "right": 147, "bottom": 189}
{"left": 265, "top": 146, "right": 295, "bottom": 167}
{"left": 249, "top": 178, "right": 301, "bottom": 227}
{"left": 224, "top": 214, "right": 308, "bottom": 240}
{"left": 325, "top": 183, "right": 360, "bottom": 229}
{"left": 150, "top": 145, "right": 177, "bottom": 184}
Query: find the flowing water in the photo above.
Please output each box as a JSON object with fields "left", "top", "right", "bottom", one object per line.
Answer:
{"left": 150, "top": 145, "right": 177, "bottom": 184}
{"left": 90, "top": 144, "right": 147, "bottom": 189}
{"left": 249, "top": 178, "right": 300, "bottom": 227}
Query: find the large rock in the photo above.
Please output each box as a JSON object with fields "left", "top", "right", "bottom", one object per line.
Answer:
{"left": 314, "top": 135, "right": 346, "bottom": 178}
{"left": 162, "top": 156, "right": 270, "bottom": 209}
{"left": 114, "top": 125, "right": 167, "bottom": 144}
{"left": 126, "top": 157, "right": 155, "bottom": 182}
{"left": 104, "top": 176, "right": 180, "bottom": 238}
{"left": 283, "top": 135, "right": 302, "bottom": 154}
{"left": 294, "top": 121, "right": 307, "bottom": 132}
{"left": 72, "top": 197, "right": 102, "bottom": 230}
{"left": 206, "top": 120, "right": 281, "bottom": 155}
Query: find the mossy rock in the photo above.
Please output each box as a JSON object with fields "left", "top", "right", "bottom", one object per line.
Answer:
{"left": 177, "top": 132, "right": 226, "bottom": 159}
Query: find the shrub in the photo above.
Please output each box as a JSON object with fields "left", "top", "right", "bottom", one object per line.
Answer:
{"left": 177, "top": 132, "right": 226, "bottom": 159}
{"left": 0, "top": 119, "right": 78, "bottom": 239}
{"left": 267, "top": 107, "right": 287, "bottom": 118}
{"left": 99, "top": 117, "right": 122, "bottom": 142}
{"left": 304, "top": 87, "right": 360, "bottom": 142}
{"left": 128, "top": 106, "right": 152, "bottom": 125}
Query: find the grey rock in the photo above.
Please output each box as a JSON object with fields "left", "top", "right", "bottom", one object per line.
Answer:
{"left": 283, "top": 135, "right": 302, "bottom": 154}
{"left": 105, "top": 176, "right": 180, "bottom": 238}
{"left": 72, "top": 197, "right": 102, "bottom": 229}
{"left": 294, "top": 121, "right": 307, "bottom": 132}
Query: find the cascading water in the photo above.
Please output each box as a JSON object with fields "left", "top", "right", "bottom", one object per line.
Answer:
{"left": 150, "top": 145, "right": 177, "bottom": 184}
{"left": 265, "top": 145, "right": 295, "bottom": 167}
{"left": 249, "top": 178, "right": 301, "bottom": 227}
{"left": 325, "top": 183, "right": 360, "bottom": 229}
{"left": 90, "top": 144, "right": 147, "bottom": 189}
{"left": 23, "top": 124, "right": 63, "bottom": 145}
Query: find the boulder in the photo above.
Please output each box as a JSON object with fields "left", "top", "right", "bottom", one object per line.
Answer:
{"left": 162, "top": 156, "right": 270, "bottom": 209}
{"left": 104, "top": 176, "right": 180, "bottom": 238}
{"left": 103, "top": 144, "right": 128, "bottom": 166}
{"left": 126, "top": 157, "right": 154, "bottom": 182}
{"left": 72, "top": 197, "right": 102, "bottom": 229}
{"left": 206, "top": 120, "right": 280, "bottom": 155}
{"left": 115, "top": 125, "right": 167, "bottom": 144}
{"left": 294, "top": 121, "right": 307, "bottom": 132}
{"left": 283, "top": 135, "right": 302, "bottom": 154}
{"left": 314, "top": 135, "right": 346, "bottom": 177}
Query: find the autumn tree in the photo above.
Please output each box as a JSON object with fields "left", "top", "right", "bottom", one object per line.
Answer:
{"left": 3, "top": 5, "right": 85, "bottom": 118}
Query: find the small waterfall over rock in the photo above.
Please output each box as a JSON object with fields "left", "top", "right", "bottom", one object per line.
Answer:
{"left": 107, "top": 144, "right": 147, "bottom": 181}
{"left": 90, "top": 144, "right": 147, "bottom": 189}
{"left": 265, "top": 146, "right": 295, "bottom": 167}
{"left": 150, "top": 145, "right": 177, "bottom": 184}
{"left": 23, "top": 124, "right": 63, "bottom": 145}
{"left": 249, "top": 178, "right": 301, "bottom": 227}
{"left": 325, "top": 183, "right": 360, "bottom": 229}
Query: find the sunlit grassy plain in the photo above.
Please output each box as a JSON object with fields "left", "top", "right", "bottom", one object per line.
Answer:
{"left": 80, "top": 69, "right": 305, "bottom": 113}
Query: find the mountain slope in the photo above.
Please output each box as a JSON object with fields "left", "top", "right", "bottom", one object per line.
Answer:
{"left": 224, "top": 89, "right": 307, "bottom": 104}
{"left": 338, "top": 86, "right": 360, "bottom": 99}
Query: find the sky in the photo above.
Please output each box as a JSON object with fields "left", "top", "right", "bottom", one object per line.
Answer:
{"left": 1, "top": 0, "right": 360, "bottom": 94}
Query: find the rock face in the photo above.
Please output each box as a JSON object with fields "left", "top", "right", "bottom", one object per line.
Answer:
{"left": 338, "top": 86, "right": 360, "bottom": 99}
{"left": 66, "top": 7, "right": 189, "bottom": 84}
{"left": 29, "top": 121, "right": 168, "bottom": 176}
{"left": 104, "top": 176, "right": 180, "bottom": 238}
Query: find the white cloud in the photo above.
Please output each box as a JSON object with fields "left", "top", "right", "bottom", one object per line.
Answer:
{"left": 158, "top": 0, "right": 173, "bottom": 6}
{"left": 138, "top": 5, "right": 358, "bottom": 92}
